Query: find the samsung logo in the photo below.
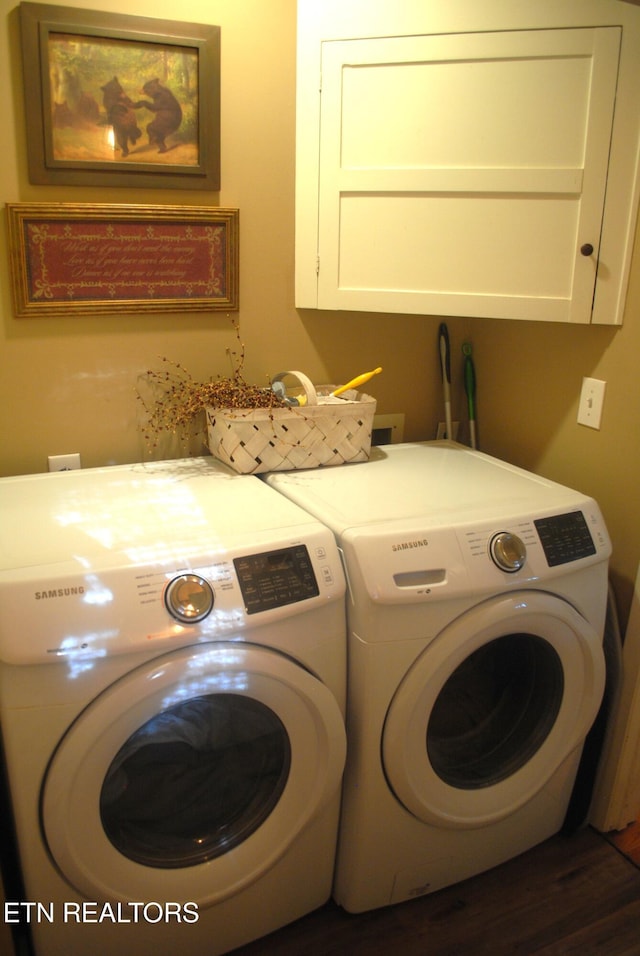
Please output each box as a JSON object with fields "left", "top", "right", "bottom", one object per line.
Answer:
{"left": 35, "top": 587, "right": 85, "bottom": 600}
{"left": 391, "top": 539, "right": 429, "bottom": 552}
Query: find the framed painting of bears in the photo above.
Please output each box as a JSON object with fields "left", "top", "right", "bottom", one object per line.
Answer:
{"left": 19, "top": 3, "right": 220, "bottom": 189}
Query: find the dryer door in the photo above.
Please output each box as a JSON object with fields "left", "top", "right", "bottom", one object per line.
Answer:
{"left": 382, "top": 591, "right": 605, "bottom": 828}
{"left": 41, "top": 643, "right": 346, "bottom": 904}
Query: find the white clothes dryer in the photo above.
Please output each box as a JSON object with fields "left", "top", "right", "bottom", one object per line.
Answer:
{"left": 263, "top": 442, "right": 611, "bottom": 913}
{"left": 0, "top": 458, "right": 347, "bottom": 955}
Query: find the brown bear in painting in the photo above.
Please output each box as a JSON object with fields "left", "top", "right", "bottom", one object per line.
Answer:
{"left": 100, "top": 76, "right": 141, "bottom": 157}
{"left": 134, "top": 79, "right": 182, "bottom": 153}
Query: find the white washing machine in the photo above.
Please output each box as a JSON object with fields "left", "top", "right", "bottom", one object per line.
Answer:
{"left": 264, "top": 441, "right": 611, "bottom": 913}
{"left": 0, "top": 457, "right": 347, "bottom": 955}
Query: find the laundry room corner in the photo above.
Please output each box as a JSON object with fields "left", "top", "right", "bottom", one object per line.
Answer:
{"left": 3, "top": 1, "right": 640, "bottom": 953}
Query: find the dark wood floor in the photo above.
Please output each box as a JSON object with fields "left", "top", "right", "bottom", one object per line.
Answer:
{"left": 608, "top": 817, "right": 640, "bottom": 865}
{"left": 232, "top": 826, "right": 640, "bottom": 955}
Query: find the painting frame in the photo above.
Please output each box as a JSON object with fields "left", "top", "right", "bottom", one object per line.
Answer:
{"left": 6, "top": 203, "right": 239, "bottom": 316}
{"left": 19, "top": 3, "right": 221, "bottom": 189}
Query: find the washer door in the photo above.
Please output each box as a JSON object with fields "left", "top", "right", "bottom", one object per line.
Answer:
{"left": 382, "top": 591, "right": 605, "bottom": 828}
{"left": 42, "top": 643, "right": 346, "bottom": 904}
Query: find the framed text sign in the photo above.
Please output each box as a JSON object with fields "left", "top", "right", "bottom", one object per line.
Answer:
{"left": 19, "top": 3, "right": 220, "bottom": 189}
{"left": 6, "top": 203, "right": 239, "bottom": 316}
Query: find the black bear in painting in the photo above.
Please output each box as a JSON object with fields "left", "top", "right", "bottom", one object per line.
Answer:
{"left": 134, "top": 79, "right": 182, "bottom": 153}
{"left": 100, "top": 76, "right": 141, "bottom": 157}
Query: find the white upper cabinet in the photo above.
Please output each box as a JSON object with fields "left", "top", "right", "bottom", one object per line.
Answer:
{"left": 296, "top": 1, "right": 640, "bottom": 324}
{"left": 317, "top": 29, "right": 618, "bottom": 323}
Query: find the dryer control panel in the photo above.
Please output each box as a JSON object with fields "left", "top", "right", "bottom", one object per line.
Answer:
{"left": 163, "top": 546, "right": 321, "bottom": 622}
{"left": 234, "top": 545, "right": 320, "bottom": 614}
{"left": 0, "top": 531, "right": 343, "bottom": 665}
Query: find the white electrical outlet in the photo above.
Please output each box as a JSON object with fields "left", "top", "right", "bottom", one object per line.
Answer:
{"left": 48, "top": 453, "right": 82, "bottom": 472}
{"left": 577, "top": 378, "right": 606, "bottom": 430}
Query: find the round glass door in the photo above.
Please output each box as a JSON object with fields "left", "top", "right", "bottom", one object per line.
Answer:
{"left": 382, "top": 592, "right": 605, "bottom": 828}
{"left": 427, "top": 633, "right": 564, "bottom": 790}
{"left": 42, "top": 642, "right": 346, "bottom": 905}
{"left": 100, "top": 693, "right": 291, "bottom": 868}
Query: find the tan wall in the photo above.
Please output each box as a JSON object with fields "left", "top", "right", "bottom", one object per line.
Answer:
{"left": 1, "top": 0, "right": 639, "bottom": 628}
{"left": 463, "top": 214, "right": 640, "bottom": 625}
{"left": 0, "top": 0, "right": 441, "bottom": 475}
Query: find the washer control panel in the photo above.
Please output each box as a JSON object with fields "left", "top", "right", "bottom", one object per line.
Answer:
{"left": 534, "top": 510, "right": 596, "bottom": 566}
{"left": 348, "top": 496, "right": 610, "bottom": 606}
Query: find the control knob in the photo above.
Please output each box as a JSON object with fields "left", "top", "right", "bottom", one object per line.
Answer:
{"left": 165, "top": 573, "right": 214, "bottom": 623}
{"left": 489, "top": 532, "right": 526, "bottom": 573}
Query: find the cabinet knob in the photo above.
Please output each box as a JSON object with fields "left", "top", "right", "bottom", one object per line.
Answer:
{"left": 580, "top": 243, "right": 594, "bottom": 257}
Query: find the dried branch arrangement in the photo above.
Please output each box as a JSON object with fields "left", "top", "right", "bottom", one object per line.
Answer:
{"left": 137, "top": 324, "right": 284, "bottom": 451}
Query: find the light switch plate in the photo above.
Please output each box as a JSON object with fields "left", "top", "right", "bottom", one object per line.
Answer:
{"left": 577, "top": 378, "right": 606, "bottom": 429}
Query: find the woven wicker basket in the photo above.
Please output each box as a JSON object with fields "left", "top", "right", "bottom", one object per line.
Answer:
{"left": 206, "top": 370, "right": 376, "bottom": 474}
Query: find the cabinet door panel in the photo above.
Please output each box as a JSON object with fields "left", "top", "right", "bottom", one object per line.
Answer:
{"left": 316, "top": 27, "right": 620, "bottom": 322}
{"left": 338, "top": 194, "right": 580, "bottom": 321}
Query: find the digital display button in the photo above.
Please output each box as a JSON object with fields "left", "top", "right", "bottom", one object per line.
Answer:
{"left": 233, "top": 545, "right": 320, "bottom": 614}
{"left": 534, "top": 511, "right": 596, "bottom": 567}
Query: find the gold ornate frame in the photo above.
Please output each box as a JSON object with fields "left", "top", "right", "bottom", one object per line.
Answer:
{"left": 6, "top": 203, "right": 239, "bottom": 316}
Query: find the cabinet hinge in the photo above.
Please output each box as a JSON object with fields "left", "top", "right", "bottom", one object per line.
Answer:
{"left": 316, "top": 255, "right": 320, "bottom": 275}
